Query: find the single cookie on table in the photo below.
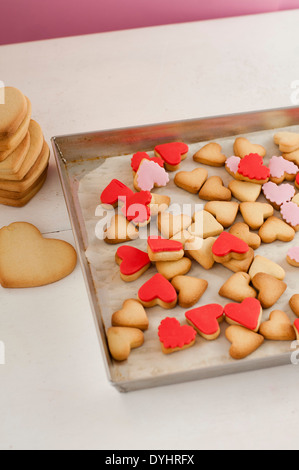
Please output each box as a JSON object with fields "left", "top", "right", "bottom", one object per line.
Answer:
{"left": 228, "top": 179, "right": 262, "bottom": 202}
{"left": 233, "top": 137, "right": 266, "bottom": 159}
{"left": 174, "top": 168, "right": 208, "bottom": 194}
{"left": 185, "top": 304, "right": 224, "bottom": 341}
{"left": 280, "top": 201, "right": 299, "bottom": 231}
{"left": 290, "top": 294, "right": 299, "bottom": 317}
{"left": 251, "top": 273, "right": 287, "bottom": 309}
{"left": 121, "top": 190, "right": 152, "bottom": 227}
{"left": 111, "top": 299, "right": 149, "bottom": 331}
{"left": 0, "top": 222, "right": 77, "bottom": 288}
{"left": 133, "top": 159, "right": 169, "bottom": 192}
{"left": 234, "top": 153, "right": 270, "bottom": 185}
{"left": 131, "top": 152, "right": 164, "bottom": 176}
{"left": 282, "top": 149, "right": 299, "bottom": 166}
{"left": 262, "top": 181, "right": 295, "bottom": 210}
{"left": 171, "top": 275, "right": 208, "bottom": 308}
{"left": 219, "top": 272, "right": 257, "bottom": 303}
{"left": 225, "top": 156, "right": 241, "bottom": 178}
{"left": 188, "top": 210, "right": 223, "bottom": 239}
{"left": 104, "top": 214, "right": 139, "bottom": 244}
{"left": 107, "top": 327, "right": 144, "bottom": 361}
{"left": 158, "top": 317, "right": 197, "bottom": 354}
{"left": 229, "top": 222, "right": 261, "bottom": 250}
{"left": 157, "top": 212, "right": 192, "bottom": 239}
{"left": 147, "top": 236, "right": 184, "bottom": 262}
{"left": 274, "top": 131, "right": 299, "bottom": 153}
{"left": 100, "top": 179, "right": 134, "bottom": 209}
{"left": 204, "top": 201, "right": 239, "bottom": 228}
{"left": 248, "top": 255, "right": 286, "bottom": 281}
{"left": 212, "top": 231, "right": 250, "bottom": 264}
{"left": 221, "top": 247, "right": 254, "bottom": 274}
{"left": 268, "top": 156, "right": 298, "bottom": 184}
{"left": 184, "top": 236, "right": 216, "bottom": 270}
{"left": 198, "top": 176, "right": 231, "bottom": 201}
{"left": 224, "top": 298, "right": 263, "bottom": 333}
{"left": 259, "top": 310, "right": 296, "bottom": 341}
{"left": 286, "top": 246, "right": 299, "bottom": 267}
{"left": 154, "top": 142, "right": 188, "bottom": 171}
{"left": 239, "top": 202, "right": 274, "bottom": 230}
{"left": 193, "top": 142, "right": 226, "bottom": 167}
{"left": 115, "top": 246, "right": 151, "bottom": 282}
{"left": 138, "top": 273, "right": 177, "bottom": 309}
{"left": 156, "top": 257, "right": 192, "bottom": 280}
{"left": 294, "top": 319, "right": 299, "bottom": 340}
{"left": 225, "top": 325, "right": 264, "bottom": 360}
{"left": 258, "top": 216, "right": 295, "bottom": 243}
{"left": 149, "top": 193, "right": 171, "bottom": 217}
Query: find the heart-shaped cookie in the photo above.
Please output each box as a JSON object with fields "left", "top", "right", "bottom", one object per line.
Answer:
{"left": 154, "top": 142, "right": 189, "bottom": 171}
{"left": 268, "top": 156, "right": 298, "bottom": 184}
{"left": 237, "top": 153, "right": 270, "bottom": 184}
{"left": 112, "top": 299, "right": 149, "bottom": 330}
{"left": 258, "top": 216, "right": 295, "bottom": 243}
{"left": 262, "top": 181, "right": 295, "bottom": 210}
{"left": 185, "top": 236, "right": 216, "bottom": 270}
{"left": 158, "top": 317, "right": 196, "bottom": 354}
{"left": 251, "top": 273, "right": 287, "bottom": 309}
{"left": 280, "top": 202, "right": 299, "bottom": 231}
{"left": 107, "top": 327, "right": 144, "bottom": 361}
{"left": 193, "top": 142, "right": 227, "bottom": 167}
{"left": 228, "top": 180, "right": 262, "bottom": 202}
{"left": 0, "top": 222, "right": 77, "bottom": 288}
{"left": 104, "top": 214, "right": 139, "bottom": 244}
{"left": 229, "top": 223, "right": 261, "bottom": 250}
{"left": 100, "top": 179, "right": 134, "bottom": 208}
{"left": 274, "top": 131, "right": 299, "bottom": 153}
{"left": 219, "top": 272, "right": 257, "bottom": 303}
{"left": 171, "top": 275, "right": 208, "bottom": 308}
{"left": 134, "top": 159, "right": 169, "bottom": 192}
{"left": 121, "top": 190, "right": 152, "bottom": 225}
{"left": 248, "top": 255, "right": 285, "bottom": 281}
{"left": 240, "top": 202, "right": 274, "bottom": 230}
{"left": 0, "top": 87, "right": 28, "bottom": 139}
{"left": 222, "top": 248, "right": 254, "bottom": 273}
{"left": 204, "top": 201, "right": 239, "bottom": 228}
{"left": 259, "top": 310, "right": 296, "bottom": 341}
{"left": 149, "top": 193, "right": 171, "bottom": 217}
{"left": 147, "top": 236, "right": 184, "bottom": 262}
{"left": 115, "top": 246, "right": 151, "bottom": 282}
{"left": 233, "top": 137, "right": 266, "bottom": 159}
{"left": 174, "top": 168, "right": 208, "bottom": 194}
{"left": 212, "top": 232, "right": 250, "bottom": 263}
{"left": 198, "top": 176, "right": 231, "bottom": 201}
{"left": 290, "top": 294, "right": 299, "bottom": 317}
{"left": 138, "top": 273, "right": 177, "bottom": 308}
{"left": 287, "top": 246, "right": 299, "bottom": 267}
{"left": 157, "top": 212, "right": 192, "bottom": 239}
{"left": 224, "top": 298, "right": 263, "bottom": 332}
{"left": 156, "top": 257, "right": 192, "bottom": 280}
{"left": 185, "top": 304, "right": 224, "bottom": 340}
{"left": 188, "top": 210, "right": 223, "bottom": 239}
{"left": 225, "top": 325, "right": 264, "bottom": 360}
{"left": 131, "top": 152, "right": 164, "bottom": 173}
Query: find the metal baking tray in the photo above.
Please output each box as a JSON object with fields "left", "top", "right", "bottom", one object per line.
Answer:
{"left": 51, "top": 107, "right": 299, "bottom": 392}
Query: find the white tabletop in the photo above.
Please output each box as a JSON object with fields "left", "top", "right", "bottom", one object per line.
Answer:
{"left": 1, "top": 10, "right": 299, "bottom": 450}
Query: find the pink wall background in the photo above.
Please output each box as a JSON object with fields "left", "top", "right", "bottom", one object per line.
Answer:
{"left": 1, "top": 0, "right": 299, "bottom": 45}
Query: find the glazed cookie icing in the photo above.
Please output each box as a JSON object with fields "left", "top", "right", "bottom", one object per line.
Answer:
{"left": 262, "top": 181, "right": 295, "bottom": 206}
{"left": 281, "top": 202, "right": 299, "bottom": 228}
{"left": 287, "top": 246, "right": 299, "bottom": 263}
{"left": 225, "top": 156, "right": 241, "bottom": 174}
{"left": 136, "top": 159, "right": 169, "bottom": 192}
{"left": 269, "top": 156, "right": 298, "bottom": 178}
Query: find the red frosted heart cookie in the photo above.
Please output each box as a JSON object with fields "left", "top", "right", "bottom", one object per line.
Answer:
{"left": 131, "top": 152, "right": 164, "bottom": 173}
{"left": 121, "top": 190, "right": 152, "bottom": 226}
{"left": 138, "top": 273, "right": 177, "bottom": 309}
{"left": 115, "top": 246, "right": 151, "bottom": 282}
{"left": 158, "top": 317, "right": 197, "bottom": 354}
{"left": 154, "top": 142, "right": 189, "bottom": 171}
{"left": 224, "top": 297, "right": 263, "bottom": 332}
{"left": 212, "top": 231, "right": 250, "bottom": 263}
{"left": 147, "top": 236, "right": 184, "bottom": 262}
{"left": 237, "top": 153, "right": 270, "bottom": 184}
{"left": 100, "top": 179, "right": 134, "bottom": 207}
{"left": 185, "top": 304, "right": 224, "bottom": 340}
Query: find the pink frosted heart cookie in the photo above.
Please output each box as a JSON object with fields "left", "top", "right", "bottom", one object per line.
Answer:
{"left": 269, "top": 156, "right": 298, "bottom": 184}
{"left": 262, "top": 181, "right": 295, "bottom": 210}
{"left": 225, "top": 156, "right": 241, "bottom": 177}
{"left": 287, "top": 246, "right": 299, "bottom": 267}
{"left": 134, "top": 159, "right": 169, "bottom": 192}
{"left": 280, "top": 202, "right": 299, "bottom": 231}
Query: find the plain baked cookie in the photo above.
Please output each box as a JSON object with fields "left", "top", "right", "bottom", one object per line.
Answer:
{"left": 0, "top": 222, "right": 77, "bottom": 288}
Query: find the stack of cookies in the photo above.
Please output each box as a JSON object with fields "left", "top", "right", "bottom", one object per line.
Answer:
{"left": 0, "top": 87, "right": 50, "bottom": 207}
